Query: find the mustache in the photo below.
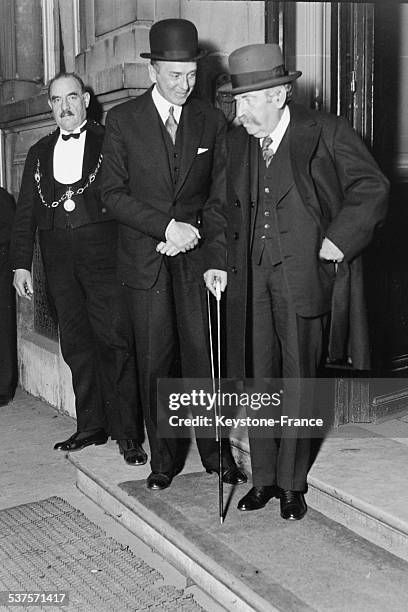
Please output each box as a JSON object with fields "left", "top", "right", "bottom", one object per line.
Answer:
{"left": 60, "top": 110, "right": 74, "bottom": 118}
{"left": 237, "top": 115, "right": 261, "bottom": 126}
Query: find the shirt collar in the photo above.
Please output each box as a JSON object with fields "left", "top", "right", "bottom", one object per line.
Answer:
{"left": 260, "top": 105, "right": 290, "bottom": 152}
{"left": 151, "top": 85, "right": 183, "bottom": 125}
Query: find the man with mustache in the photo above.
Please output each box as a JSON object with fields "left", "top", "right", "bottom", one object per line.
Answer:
{"left": 224, "top": 44, "right": 389, "bottom": 520}
{"left": 11, "top": 73, "right": 146, "bottom": 465}
{"left": 102, "top": 19, "right": 246, "bottom": 491}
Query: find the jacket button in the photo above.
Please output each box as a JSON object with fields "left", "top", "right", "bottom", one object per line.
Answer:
{"left": 234, "top": 200, "right": 240, "bottom": 207}
{"left": 101, "top": 207, "right": 107, "bottom": 213}
{"left": 264, "top": 187, "right": 270, "bottom": 194}
{"left": 251, "top": 201, "right": 256, "bottom": 208}
{"left": 231, "top": 266, "right": 238, "bottom": 273}
{"left": 234, "top": 232, "right": 239, "bottom": 240}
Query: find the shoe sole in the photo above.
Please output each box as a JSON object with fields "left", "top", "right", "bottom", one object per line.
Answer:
{"left": 146, "top": 482, "right": 171, "bottom": 491}
{"left": 206, "top": 469, "right": 248, "bottom": 486}
{"left": 237, "top": 503, "right": 267, "bottom": 511}
{"left": 62, "top": 439, "right": 108, "bottom": 452}
{"left": 124, "top": 457, "right": 148, "bottom": 466}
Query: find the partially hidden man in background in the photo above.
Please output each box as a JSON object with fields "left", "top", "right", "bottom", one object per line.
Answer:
{"left": 101, "top": 19, "right": 246, "bottom": 491}
{"left": 0, "top": 187, "right": 17, "bottom": 406}
{"left": 11, "top": 73, "right": 146, "bottom": 466}
{"left": 224, "top": 44, "right": 389, "bottom": 520}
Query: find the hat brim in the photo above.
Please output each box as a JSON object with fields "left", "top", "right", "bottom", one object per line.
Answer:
{"left": 140, "top": 49, "right": 208, "bottom": 61}
{"left": 218, "top": 71, "right": 302, "bottom": 95}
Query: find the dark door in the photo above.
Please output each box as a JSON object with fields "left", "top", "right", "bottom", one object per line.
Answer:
{"left": 265, "top": 1, "right": 408, "bottom": 423}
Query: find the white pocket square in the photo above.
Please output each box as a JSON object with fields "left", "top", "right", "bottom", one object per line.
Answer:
{"left": 197, "top": 147, "right": 209, "bottom": 155}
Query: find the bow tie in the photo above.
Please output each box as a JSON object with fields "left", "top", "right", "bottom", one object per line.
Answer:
{"left": 61, "top": 125, "right": 87, "bottom": 141}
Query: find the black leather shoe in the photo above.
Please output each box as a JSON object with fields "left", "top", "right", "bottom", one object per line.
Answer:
{"left": 206, "top": 466, "right": 247, "bottom": 485}
{"left": 280, "top": 490, "right": 307, "bottom": 520}
{"left": 118, "top": 439, "right": 147, "bottom": 465}
{"left": 146, "top": 472, "right": 173, "bottom": 491}
{"left": 237, "top": 486, "right": 280, "bottom": 511}
{"left": 54, "top": 429, "right": 108, "bottom": 451}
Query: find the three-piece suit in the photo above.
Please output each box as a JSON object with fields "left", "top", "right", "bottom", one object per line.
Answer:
{"left": 101, "top": 88, "right": 235, "bottom": 474}
{"left": 11, "top": 121, "right": 141, "bottom": 439}
{"left": 226, "top": 103, "right": 389, "bottom": 490}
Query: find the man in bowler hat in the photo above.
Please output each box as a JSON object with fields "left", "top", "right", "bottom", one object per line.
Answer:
{"left": 224, "top": 44, "right": 389, "bottom": 519}
{"left": 101, "top": 19, "right": 246, "bottom": 490}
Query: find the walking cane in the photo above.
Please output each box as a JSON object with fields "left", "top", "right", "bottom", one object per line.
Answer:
{"left": 207, "top": 276, "right": 224, "bottom": 524}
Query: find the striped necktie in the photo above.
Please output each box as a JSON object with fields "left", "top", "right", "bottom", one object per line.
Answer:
{"left": 165, "top": 106, "right": 178, "bottom": 145}
{"left": 262, "top": 136, "right": 274, "bottom": 167}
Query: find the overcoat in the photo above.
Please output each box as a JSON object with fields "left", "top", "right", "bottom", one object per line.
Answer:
{"left": 226, "top": 103, "right": 389, "bottom": 375}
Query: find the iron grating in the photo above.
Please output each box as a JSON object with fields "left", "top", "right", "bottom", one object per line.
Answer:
{"left": 0, "top": 497, "right": 207, "bottom": 611}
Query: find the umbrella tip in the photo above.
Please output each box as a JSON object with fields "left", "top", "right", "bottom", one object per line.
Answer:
{"left": 220, "top": 516, "right": 224, "bottom": 525}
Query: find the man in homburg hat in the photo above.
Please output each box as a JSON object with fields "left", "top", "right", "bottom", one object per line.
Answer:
{"left": 224, "top": 44, "right": 389, "bottom": 519}
{"left": 101, "top": 19, "right": 246, "bottom": 490}
{"left": 12, "top": 73, "right": 145, "bottom": 465}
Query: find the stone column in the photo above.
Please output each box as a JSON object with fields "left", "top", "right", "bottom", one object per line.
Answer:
{"left": 0, "top": 0, "right": 43, "bottom": 104}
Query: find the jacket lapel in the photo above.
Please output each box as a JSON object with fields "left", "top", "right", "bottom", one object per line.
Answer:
{"left": 37, "top": 130, "right": 59, "bottom": 205}
{"left": 132, "top": 90, "right": 174, "bottom": 194}
{"left": 230, "top": 127, "right": 252, "bottom": 206}
{"left": 228, "top": 128, "right": 255, "bottom": 246}
{"left": 289, "top": 103, "right": 322, "bottom": 200}
{"left": 82, "top": 124, "right": 102, "bottom": 179}
{"left": 249, "top": 136, "right": 260, "bottom": 242}
{"left": 174, "top": 99, "right": 204, "bottom": 198}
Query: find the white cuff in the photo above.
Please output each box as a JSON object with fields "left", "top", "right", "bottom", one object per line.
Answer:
{"left": 165, "top": 218, "right": 176, "bottom": 241}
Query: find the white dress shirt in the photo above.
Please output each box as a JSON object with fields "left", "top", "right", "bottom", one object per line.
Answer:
{"left": 53, "top": 120, "right": 87, "bottom": 185}
{"left": 260, "top": 105, "right": 290, "bottom": 154}
{"left": 151, "top": 85, "right": 183, "bottom": 125}
{"left": 151, "top": 86, "right": 188, "bottom": 240}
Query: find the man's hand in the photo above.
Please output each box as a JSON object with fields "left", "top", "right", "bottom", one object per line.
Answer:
{"left": 319, "top": 237, "right": 344, "bottom": 263}
{"left": 156, "top": 241, "right": 181, "bottom": 257}
{"left": 13, "top": 269, "right": 33, "bottom": 300}
{"left": 204, "top": 270, "right": 227, "bottom": 298}
{"left": 166, "top": 221, "right": 200, "bottom": 251}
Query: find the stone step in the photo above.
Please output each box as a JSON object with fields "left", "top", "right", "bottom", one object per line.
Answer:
{"left": 70, "top": 438, "right": 408, "bottom": 612}
{"left": 307, "top": 422, "right": 408, "bottom": 563}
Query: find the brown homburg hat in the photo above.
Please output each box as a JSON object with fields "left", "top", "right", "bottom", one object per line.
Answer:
{"left": 221, "top": 43, "right": 302, "bottom": 95}
{"left": 140, "top": 19, "right": 207, "bottom": 62}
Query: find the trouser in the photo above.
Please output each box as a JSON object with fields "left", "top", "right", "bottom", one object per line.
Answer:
{"left": 0, "top": 243, "right": 17, "bottom": 399}
{"left": 40, "top": 223, "right": 142, "bottom": 439}
{"left": 124, "top": 256, "right": 235, "bottom": 474}
{"left": 248, "top": 259, "right": 327, "bottom": 491}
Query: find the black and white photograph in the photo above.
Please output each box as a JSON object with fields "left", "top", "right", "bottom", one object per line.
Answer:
{"left": 1, "top": 1, "right": 408, "bottom": 610}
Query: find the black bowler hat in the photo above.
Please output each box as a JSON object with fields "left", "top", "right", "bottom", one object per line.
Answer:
{"left": 220, "top": 44, "right": 302, "bottom": 95}
{"left": 140, "top": 19, "right": 207, "bottom": 62}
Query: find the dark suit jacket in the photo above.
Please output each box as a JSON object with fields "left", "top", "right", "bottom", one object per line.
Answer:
{"left": 226, "top": 103, "right": 389, "bottom": 373}
{"left": 0, "top": 188, "right": 15, "bottom": 246}
{"left": 101, "top": 88, "right": 227, "bottom": 289}
{"left": 11, "top": 121, "right": 112, "bottom": 271}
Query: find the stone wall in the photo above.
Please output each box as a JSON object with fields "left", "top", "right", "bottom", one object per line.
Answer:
{"left": 0, "top": 1, "right": 264, "bottom": 418}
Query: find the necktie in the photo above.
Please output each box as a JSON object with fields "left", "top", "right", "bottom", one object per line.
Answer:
{"left": 165, "top": 106, "right": 178, "bottom": 145}
{"left": 262, "top": 136, "right": 274, "bottom": 167}
{"left": 61, "top": 125, "right": 87, "bottom": 141}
